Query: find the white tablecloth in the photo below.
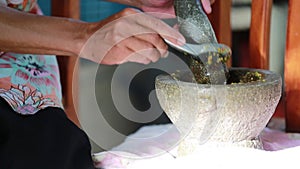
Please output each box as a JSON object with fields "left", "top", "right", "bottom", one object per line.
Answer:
{"left": 93, "top": 124, "right": 300, "bottom": 169}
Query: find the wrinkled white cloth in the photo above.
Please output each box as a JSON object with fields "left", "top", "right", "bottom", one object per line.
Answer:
{"left": 93, "top": 124, "right": 300, "bottom": 169}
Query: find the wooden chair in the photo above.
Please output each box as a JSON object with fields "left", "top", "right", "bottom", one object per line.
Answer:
{"left": 210, "top": 0, "right": 300, "bottom": 132}
{"left": 248, "top": 0, "right": 300, "bottom": 132}
{"left": 51, "top": 0, "right": 80, "bottom": 126}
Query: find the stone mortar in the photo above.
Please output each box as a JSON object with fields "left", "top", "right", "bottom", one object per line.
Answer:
{"left": 155, "top": 68, "right": 282, "bottom": 156}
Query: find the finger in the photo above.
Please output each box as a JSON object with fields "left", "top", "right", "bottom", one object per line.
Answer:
{"left": 105, "top": 37, "right": 161, "bottom": 64}
{"left": 125, "top": 52, "right": 152, "bottom": 65}
{"left": 201, "top": 0, "right": 213, "bottom": 14}
{"left": 123, "top": 36, "right": 162, "bottom": 63}
{"left": 134, "top": 33, "right": 168, "bottom": 58}
{"left": 129, "top": 47, "right": 161, "bottom": 63}
{"left": 102, "top": 45, "right": 132, "bottom": 65}
{"left": 125, "top": 8, "right": 186, "bottom": 46}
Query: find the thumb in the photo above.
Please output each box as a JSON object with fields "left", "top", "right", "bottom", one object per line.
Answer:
{"left": 200, "top": 0, "right": 213, "bottom": 14}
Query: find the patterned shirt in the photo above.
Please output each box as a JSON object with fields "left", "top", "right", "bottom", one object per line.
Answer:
{"left": 0, "top": 0, "right": 63, "bottom": 115}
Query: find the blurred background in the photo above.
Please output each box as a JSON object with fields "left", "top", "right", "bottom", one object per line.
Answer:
{"left": 38, "top": 0, "right": 288, "bottom": 152}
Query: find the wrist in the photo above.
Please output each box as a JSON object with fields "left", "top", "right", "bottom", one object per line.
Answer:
{"left": 65, "top": 19, "right": 93, "bottom": 57}
{"left": 45, "top": 18, "right": 96, "bottom": 57}
{"left": 72, "top": 21, "right": 106, "bottom": 58}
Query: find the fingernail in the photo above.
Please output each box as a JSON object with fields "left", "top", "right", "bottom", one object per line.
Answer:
{"left": 162, "top": 51, "right": 169, "bottom": 58}
{"left": 177, "top": 37, "right": 186, "bottom": 46}
{"left": 132, "top": 8, "right": 142, "bottom": 13}
{"left": 206, "top": 6, "right": 212, "bottom": 14}
{"left": 201, "top": 0, "right": 212, "bottom": 14}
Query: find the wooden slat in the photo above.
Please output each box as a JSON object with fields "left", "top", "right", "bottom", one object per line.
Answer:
{"left": 209, "top": 0, "right": 232, "bottom": 47}
{"left": 51, "top": 0, "right": 80, "bottom": 126}
{"left": 249, "top": 0, "right": 273, "bottom": 69}
{"left": 208, "top": 0, "right": 232, "bottom": 67}
{"left": 51, "top": 0, "right": 80, "bottom": 19}
{"left": 285, "top": 0, "right": 300, "bottom": 132}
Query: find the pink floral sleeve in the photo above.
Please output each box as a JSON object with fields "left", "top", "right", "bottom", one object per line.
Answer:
{"left": 0, "top": 0, "right": 63, "bottom": 115}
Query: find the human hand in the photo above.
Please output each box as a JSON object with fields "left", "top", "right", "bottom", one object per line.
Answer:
{"left": 79, "top": 8, "right": 185, "bottom": 65}
{"left": 201, "top": 0, "right": 216, "bottom": 14}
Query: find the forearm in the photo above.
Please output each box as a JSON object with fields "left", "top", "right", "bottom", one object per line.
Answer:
{"left": 0, "top": 6, "right": 93, "bottom": 56}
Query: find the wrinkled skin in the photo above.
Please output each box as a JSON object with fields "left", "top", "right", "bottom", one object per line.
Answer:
{"left": 0, "top": 1, "right": 215, "bottom": 66}
{"left": 80, "top": 8, "right": 185, "bottom": 65}
{"left": 81, "top": 0, "right": 216, "bottom": 65}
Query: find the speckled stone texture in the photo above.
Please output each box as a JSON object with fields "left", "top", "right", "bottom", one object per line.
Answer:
{"left": 174, "top": 0, "right": 217, "bottom": 44}
{"left": 155, "top": 68, "right": 282, "bottom": 156}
